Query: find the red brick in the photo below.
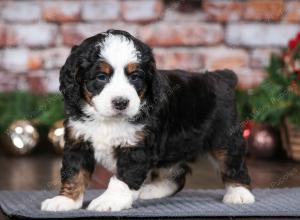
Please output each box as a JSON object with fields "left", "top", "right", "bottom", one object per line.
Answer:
{"left": 285, "top": 1, "right": 300, "bottom": 22}
{"left": 250, "top": 48, "right": 280, "bottom": 68}
{"left": 200, "top": 47, "right": 249, "bottom": 71}
{"left": 244, "top": 0, "right": 284, "bottom": 21}
{"left": 164, "top": 8, "right": 205, "bottom": 21}
{"left": 138, "top": 22, "right": 223, "bottom": 46}
{"left": 6, "top": 24, "right": 58, "bottom": 48}
{"left": 42, "top": 1, "right": 81, "bottom": 22}
{"left": 163, "top": 0, "right": 205, "bottom": 21}
{"left": 0, "top": 72, "right": 22, "bottom": 92}
{"left": 154, "top": 48, "right": 203, "bottom": 71}
{"left": 82, "top": 1, "right": 120, "bottom": 21}
{"left": 42, "top": 47, "right": 70, "bottom": 69}
{"left": 0, "top": 25, "right": 6, "bottom": 47}
{"left": 44, "top": 70, "right": 60, "bottom": 92}
{"left": 121, "top": 0, "right": 163, "bottom": 23}
{"left": 2, "top": 2, "right": 41, "bottom": 22}
{"left": 27, "top": 55, "right": 43, "bottom": 70}
{"left": 203, "top": 0, "right": 243, "bottom": 22}
{"left": 1, "top": 49, "right": 43, "bottom": 72}
{"left": 61, "top": 23, "right": 138, "bottom": 46}
{"left": 24, "top": 70, "right": 60, "bottom": 93}
{"left": 236, "top": 69, "right": 266, "bottom": 90}
{"left": 226, "top": 24, "right": 300, "bottom": 47}
{"left": 25, "top": 71, "right": 48, "bottom": 94}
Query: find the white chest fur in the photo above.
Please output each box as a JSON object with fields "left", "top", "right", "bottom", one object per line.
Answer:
{"left": 68, "top": 119, "right": 144, "bottom": 172}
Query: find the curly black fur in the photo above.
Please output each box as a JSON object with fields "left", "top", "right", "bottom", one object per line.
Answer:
{"left": 59, "top": 29, "right": 251, "bottom": 194}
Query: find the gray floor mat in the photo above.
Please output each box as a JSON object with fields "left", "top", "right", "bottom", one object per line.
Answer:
{"left": 0, "top": 188, "right": 300, "bottom": 218}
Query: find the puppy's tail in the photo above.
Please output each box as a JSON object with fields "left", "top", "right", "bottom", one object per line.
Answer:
{"left": 214, "top": 69, "right": 238, "bottom": 88}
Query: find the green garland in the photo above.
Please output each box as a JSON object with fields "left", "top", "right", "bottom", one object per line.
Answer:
{"left": 0, "top": 92, "right": 64, "bottom": 133}
{"left": 236, "top": 54, "right": 300, "bottom": 128}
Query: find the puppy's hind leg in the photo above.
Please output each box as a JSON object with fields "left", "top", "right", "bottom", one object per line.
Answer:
{"left": 210, "top": 133, "right": 255, "bottom": 204}
{"left": 139, "top": 163, "right": 190, "bottom": 200}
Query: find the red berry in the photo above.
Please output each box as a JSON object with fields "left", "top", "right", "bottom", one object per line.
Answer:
{"left": 244, "top": 120, "right": 255, "bottom": 130}
{"left": 289, "top": 38, "right": 298, "bottom": 49}
{"left": 296, "top": 32, "right": 300, "bottom": 41}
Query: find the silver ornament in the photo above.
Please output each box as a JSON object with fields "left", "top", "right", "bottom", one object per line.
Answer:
{"left": 48, "top": 120, "right": 65, "bottom": 154}
{"left": 3, "top": 120, "right": 39, "bottom": 155}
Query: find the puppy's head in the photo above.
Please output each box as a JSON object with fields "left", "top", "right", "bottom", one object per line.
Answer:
{"left": 60, "top": 29, "right": 157, "bottom": 120}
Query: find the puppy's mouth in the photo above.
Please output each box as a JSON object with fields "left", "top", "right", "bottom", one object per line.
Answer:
{"left": 104, "top": 109, "right": 131, "bottom": 119}
{"left": 112, "top": 110, "right": 127, "bottom": 117}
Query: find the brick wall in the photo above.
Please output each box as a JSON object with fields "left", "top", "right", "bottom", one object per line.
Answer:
{"left": 0, "top": 0, "right": 299, "bottom": 93}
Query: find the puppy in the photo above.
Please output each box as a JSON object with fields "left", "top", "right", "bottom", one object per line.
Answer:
{"left": 41, "top": 29, "right": 255, "bottom": 212}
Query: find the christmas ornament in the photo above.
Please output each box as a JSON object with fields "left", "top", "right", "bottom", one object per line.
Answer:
{"left": 288, "top": 38, "right": 298, "bottom": 49}
{"left": 243, "top": 120, "right": 255, "bottom": 139}
{"left": 288, "top": 32, "right": 300, "bottom": 50}
{"left": 48, "top": 120, "right": 65, "bottom": 154}
{"left": 248, "top": 125, "right": 279, "bottom": 158}
{"left": 2, "top": 120, "right": 39, "bottom": 155}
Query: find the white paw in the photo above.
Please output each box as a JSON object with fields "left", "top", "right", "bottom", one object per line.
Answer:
{"left": 223, "top": 186, "right": 255, "bottom": 204}
{"left": 139, "top": 180, "right": 177, "bottom": 200}
{"left": 41, "top": 195, "right": 83, "bottom": 211}
{"left": 87, "top": 192, "right": 132, "bottom": 212}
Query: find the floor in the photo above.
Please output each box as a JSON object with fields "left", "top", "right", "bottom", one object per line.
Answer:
{"left": 0, "top": 152, "right": 299, "bottom": 219}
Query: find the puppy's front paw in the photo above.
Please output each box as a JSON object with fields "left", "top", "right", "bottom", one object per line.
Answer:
{"left": 223, "top": 186, "right": 255, "bottom": 204}
{"left": 87, "top": 192, "right": 132, "bottom": 212}
{"left": 41, "top": 195, "right": 83, "bottom": 211}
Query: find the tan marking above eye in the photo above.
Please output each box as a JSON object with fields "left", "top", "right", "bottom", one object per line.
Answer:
{"left": 126, "top": 63, "right": 139, "bottom": 75}
{"left": 99, "top": 62, "right": 113, "bottom": 75}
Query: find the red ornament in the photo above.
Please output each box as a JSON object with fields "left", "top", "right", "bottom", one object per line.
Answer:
{"left": 297, "top": 71, "right": 300, "bottom": 79}
{"left": 288, "top": 38, "right": 298, "bottom": 49}
{"left": 243, "top": 120, "right": 255, "bottom": 139}
{"left": 247, "top": 125, "right": 279, "bottom": 158}
{"left": 296, "top": 32, "right": 300, "bottom": 41}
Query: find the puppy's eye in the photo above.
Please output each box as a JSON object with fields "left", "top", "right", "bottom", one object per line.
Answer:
{"left": 97, "top": 73, "right": 108, "bottom": 81}
{"left": 129, "top": 73, "right": 140, "bottom": 82}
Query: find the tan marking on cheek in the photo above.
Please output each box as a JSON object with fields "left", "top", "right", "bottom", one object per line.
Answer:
{"left": 83, "top": 85, "right": 93, "bottom": 105}
{"left": 59, "top": 170, "right": 91, "bottom": 200}
{"left": 126, "top": 63, "right": 138, "bottom": 75}
{"left": 139, "top": 90, "right": 145, "bottom": 100}
{"left": 99, "top": 62, "right": 112, "bottom": 75}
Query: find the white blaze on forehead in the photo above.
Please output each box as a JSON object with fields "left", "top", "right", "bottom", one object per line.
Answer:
{"left": 89, "top": 33, "right": 141, "bottom": 119}
{"left": 100, "top": 34, "right": 139, "bottom": 68}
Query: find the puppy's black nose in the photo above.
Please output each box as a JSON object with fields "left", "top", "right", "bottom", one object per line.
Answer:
{"left": 112, "top": 97, "right": 129, "bottom": 111}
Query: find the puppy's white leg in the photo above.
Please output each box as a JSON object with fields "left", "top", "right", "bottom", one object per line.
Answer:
{"left": 87, "top": 176, "right": 138, "bottom": 212}
{"left": 139, "top": 179, "right": 178, "bottom": 200}
{"left": 139, "top": 164, "right": 188, "bottom": 200}
{"left": 223, "top": 185, "right": 255, "bottom": 204}
{"left": 41, "top": 194, "right": 83, "bottom": 211}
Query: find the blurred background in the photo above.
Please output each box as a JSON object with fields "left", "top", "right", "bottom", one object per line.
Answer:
{"left": 0, "top": 0, "right": 300, "bottom": 192}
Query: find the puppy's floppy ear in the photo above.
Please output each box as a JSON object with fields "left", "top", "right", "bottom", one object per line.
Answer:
{"left": 145, "top": 51, "right": 169, "bottom": 107}
{"left": 59, "top": 46, "right": 85, "bottom": 116}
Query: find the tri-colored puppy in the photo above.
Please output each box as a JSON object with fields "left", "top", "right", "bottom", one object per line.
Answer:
{"left": 41, "top": 29, "right": 255, "bottom": 212}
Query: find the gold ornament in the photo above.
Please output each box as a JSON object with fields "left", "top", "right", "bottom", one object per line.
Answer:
{"left": 2, "top": 120, "right": 39, "bottom": 156}
{"left": 48, "top": 120, "right": 65, "bottom": 154}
